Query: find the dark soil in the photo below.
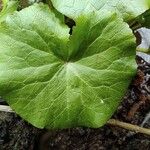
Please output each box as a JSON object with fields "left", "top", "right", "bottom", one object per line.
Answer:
{"left": 0, "top": 55, "right": 150, "bottom": 150}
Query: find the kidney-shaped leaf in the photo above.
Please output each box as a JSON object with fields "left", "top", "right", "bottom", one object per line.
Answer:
{"left": 51, "top": 0, "right": 149, "bottom": 22}
{"left": 0, "top": 4, "right": 137, "bottom": 129}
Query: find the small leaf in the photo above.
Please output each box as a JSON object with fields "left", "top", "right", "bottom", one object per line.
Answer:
{"left": 0, "top": 4, "right": 137, "bottom": 129}
{"left": 136, "top": 28, "right": 150, "bottom": 53}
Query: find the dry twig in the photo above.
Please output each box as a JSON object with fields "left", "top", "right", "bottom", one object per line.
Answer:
{"left": 107, "top": 119, "right": 150, "bottom": 136}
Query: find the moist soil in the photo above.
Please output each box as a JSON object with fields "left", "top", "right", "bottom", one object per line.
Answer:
{"left": 0, "top": 55, "right": 150, "bottom": 150}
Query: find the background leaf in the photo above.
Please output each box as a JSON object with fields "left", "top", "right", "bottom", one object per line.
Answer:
{"left": 135, "top": 9, "right": 150, "bottom": 29}
{"left": 50, "top": 0, "right": 149, "bottom": 22}
{"left": 0, "top": 0, "right": 18, "bottom": 22}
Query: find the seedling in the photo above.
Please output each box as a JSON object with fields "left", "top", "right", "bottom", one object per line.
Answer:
{"left": 0, "top": 0, "right": 149, "bottom": 129}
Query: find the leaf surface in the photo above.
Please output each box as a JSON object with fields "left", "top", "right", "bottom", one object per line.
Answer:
{"left": 0, "top": 4, "right": 137, "bottom": 129}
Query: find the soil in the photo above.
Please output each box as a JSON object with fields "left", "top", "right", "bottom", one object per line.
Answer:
{"left": 0, "top": 55, "right": 150, "bottom": 150}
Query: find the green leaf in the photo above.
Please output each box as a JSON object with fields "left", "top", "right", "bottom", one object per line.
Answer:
{"left": 0, "top": 0, "right": 18, "bottom": 22}
{"left": 142, "top": 9, "right": 150, "bottom": 28}
{"left": 147, "top": 0, "right": 150, "bottom": 7}
{"left": 137, "top": 9, "right": 150, "bottom": 29}
{"left": 0, "top": 3, "right": 137, "bottom": 129}
{"left": 50, "top": 0, "right": 149, "bottom": 22}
